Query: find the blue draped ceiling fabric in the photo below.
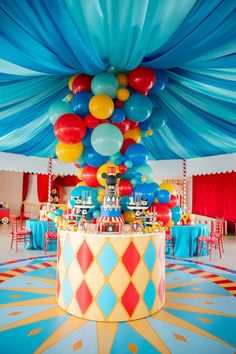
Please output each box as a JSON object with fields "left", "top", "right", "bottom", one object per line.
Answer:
{"left": 0, "top": 0, "right": 236, "bottom": 159}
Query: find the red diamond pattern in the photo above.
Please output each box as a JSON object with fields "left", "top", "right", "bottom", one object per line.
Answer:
{"left": 158, "top": 275, "right": 165, "bottom": 302}
{"left": 76, "top": 280, "right": 92, "bottom": 314}
{"left": 76, "top": 240, "right": 94, "bottom": 273}
{"left": 121, "top": 282, "right": 140, "bottom": 316}
{"left": 57, "top": 237, "right": 61, "bottom": 262}
{"left": 122, "top": 241, "right": 140, "bottom": 275}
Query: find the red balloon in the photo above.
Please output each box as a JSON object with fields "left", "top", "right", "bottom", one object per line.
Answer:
{"left": 119, "top": 164, "right": 128, "bottom": 174}
{"left": 82, "top": 165, "right": 100, "bottom": 188}
{"left": 120, "top": 138, "right": 136, "bottom": 154}
{"left": 118, "top": 180, "right": 133, "bottom": 196}
{"left": 166, "top": 195, "right": 178, "bottom": 209}
{"left": 149, "top": 203, "right": 171, "bottom": 226}
{"left": 54, "top": 113, "right": 86, "bottom": 144}
{"left": 72, "top": 74, "right": 92, "bottom": 93}
{"left": 115, "top": 99, "right": 124, "bottom": 108}
{"left": 128, "top": 66, "right": 156, "bottom": 95}
{"left": 129, "top": 120, "right": 139, "bottom": 129}
{"left": 112, "top": 118, "right": 130, "bottom": 134}
{"left": 74, "top": 162, "right": 81, "bottom": 169}
{"left": 84, "top": 114, "right": 100, "bottom": 128}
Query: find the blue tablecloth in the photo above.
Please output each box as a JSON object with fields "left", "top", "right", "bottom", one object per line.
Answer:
{"left": 169, "top": 224, "right": 209, "bottom": 257}
{"left": 25, "top": 219, "right": 57, "bottom": 251}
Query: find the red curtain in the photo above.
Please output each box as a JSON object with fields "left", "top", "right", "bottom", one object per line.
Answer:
{"left": 21, "top": 172, "right": 30, "bottom": 212}
{"left": 37, "top": 174, "right": 49, "bottom": 202}
{"left": 192, "top": 172, "right": 236, "bottom": 232}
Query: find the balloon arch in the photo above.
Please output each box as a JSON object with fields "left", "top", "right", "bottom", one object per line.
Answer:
{"left": 48, "top": 66, "right": 182, "bottom": 231}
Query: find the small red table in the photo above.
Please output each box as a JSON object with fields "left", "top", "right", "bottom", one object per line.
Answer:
{"left": 0, "top": 208, "right": 10, "bottom": 224}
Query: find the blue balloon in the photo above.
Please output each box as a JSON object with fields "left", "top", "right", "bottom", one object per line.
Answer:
{"left": 139, "top": 119, "right": 151, "bottom": 131}
{"left": 150, "top": 69, "right": 168, "bottom": 93}
{"left": 93, "top": 210, "right": 101, "bottom": 218}
{"left": 124, "top": 93, "right": 152, "bottom": 122}
{"left": 82, "top": 128, "right": 93, "bottom": 147}
{"left": 133, "top": 164, "right": 153, "bottom": 183}
{"left": 133, "top": 184, "right": 156, "bottom": 206}
{"left": 71, "top": 92, "right": 93, "bottom": 117}
{"left": 125, "top": 143, "right": 149, "bottom": 167}
{"left": 150, "top": 182, "right": 160, "bottom": 195}
{"left": 110, "top": 108, "right": 126, "bottom": 123}
{"left": 55, "top": 209, "right": 63, "bottom": 216}
{"left": 156, "top": 189, "right": 171, "bottom": 204}
{"left": 123, "top": 168, "right": 135, "bottom": 181}
{"left": 149, "top": 107, "right": 167, "bottom": 130}
{"left": 91, "top": 73, "right": 119, "bottom": 98}
{"left": 48, "top": 101, "right": 73, "bottom": 125}
{"left": 84, "top": 146, "right": 108, "bottom": 167}
{"left": 120, "top": 196, "right": 132, "bottom": 211}
{"left": 171, "top": 205, "right": 182, "bottom": 224}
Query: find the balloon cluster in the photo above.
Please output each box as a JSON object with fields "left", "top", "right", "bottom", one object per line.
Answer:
{"left": 48, "top": 67, "right": 182, "bottom": 227}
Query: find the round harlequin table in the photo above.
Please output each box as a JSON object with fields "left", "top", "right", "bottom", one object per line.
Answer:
{"left": 56, "top": 231, "right": 165, "bottom": 322}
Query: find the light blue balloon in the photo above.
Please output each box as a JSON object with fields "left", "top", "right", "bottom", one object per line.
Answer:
{"left": 149, "top": 107, "right": 167, "bottom": 130}
{"left": 124, "top": 160, "right": 133, "bottom": 168}
{"left": 91, "top": 123, "right": 123, "bottom": 156}
{"left": 93, "top": 210, "right": 101, "bottom": 218}
{"left": 171, "top": 205, "right": 182, "bottom": 224}
{"left": 55, "top": 209, "right": 63, "bottom": 216}
{"left": 71, "top": 92, "right": 93, "bottom": 117}
{"left": 84, "top": 146, "right": 108, "bottom": 167}
{"left": 133, "top": 164, "right": 153, "bottom": 183}
{"left": 124, "top": 93, "right": 152, "bottom": 122}
{"left": 120, "top": 196, "right": 132, "bottom": 211}
{"left": 91, "top": 73, "right": 119, "bottom": 98}
{"left": 48, "top": 101, "right": 73, "bottom": 125}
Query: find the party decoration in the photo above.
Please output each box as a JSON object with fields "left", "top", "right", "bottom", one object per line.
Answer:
{"left": 171, "top": 205, "right": 183, "bottom": 224}
{"left": 125, "top": 143, "right": 149, "bottom": 167}
{"left": 71, "top": 91, "right": 93, "bottom": 116}
{"left": 123, "top": 210, "right": 135, "bottom": 223}
{"left": 128, "top": 66, "right": 156, "bottom": 95}
{"left": 124, "top": 93, "right": 152, "bottom": 122}
{"left": 150, "top": 69, "right": 168, "bottom": 92}
{"left": 68, "top": 74, "right": 79, "bottom": 90}
{"left": 48, "top": 101, "right": 73, "bottom": 125}
{"left": 160, "top": 183, "right": 176, "bottom": 196}
{"left": 89, "top": 94, "right": 114, "bottom": 119}
{"left": 112, "top": 118, "right": 130, "bottom": 134}
{"left": 116, "top": 73, "right": 128, "bottom": 86}
{"left": 133, "top": 183, "right": 156, "bottom": 206}
{"left": 97, "top": 162, "right": 119, "bottom": 187}
{"left": 133, "top": 163, "right": 153, "bottom": 183}
{"left": 167, "top": 195, "right": 178, "bottom": 209}
{"left": 117, "top": 87, "right": 130, "bottom": 101}
{"left": 56, "top": 141, "right": 83, "bottom": 162}
{"left": 91, "top": 73, "right": 119, "bottom": 98}
{"left": 82, "top": 165, "right": 100, "bottom": 188}
{"left": 149, "top": 203, "right": 171, "bottom": 226}
{"left": 54, "top": 114, "right": 86, "bottom": 144}
{"left": 110, "top": 108, "right": 125, "bottom": 123}
{"left": 123, "top": 127, "right": 141, "bottom": 142}
{"left": 84, "top": 146, "right": 108, "bottom": 167}
{"left": 156, "top": 189, "right": 171, "bottom": 204}
{"left": 91, "top": 123, "right": 123, "bottom": 156}
{"left": 149, "top": 107, "right": 167, "bottom": 130}
{"left": 84, "top": 114, "right": 100, "bottom": 128}
{"left": 72, "top": 74, "right": 92, "bottom": 93}
{"left": 118, "top": 180, "right": 133, "bottom": 196}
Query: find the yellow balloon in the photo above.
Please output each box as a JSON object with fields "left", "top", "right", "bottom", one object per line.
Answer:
{"left": 54, "top": 216, "right": 61, "bottom": 224}
{"left": 123, "top": 211, "right": 136, "bottom": 224}
{"left": 68, "top": 74, "right": 79, "bottom": 90}
{"left": 97, "top": 195, "right": 104, "bottom": 203}
{"left": 67, "top": 93, "right": 73, "bottom": 103}
{"left": 167, "top": 220, "right": 174, "bottom": 227}
{"left": 117, "top": 88, "right": 130, "bottom": 101}
{"left": 56, "top": 141, "right": 83, "bottom": 163}
{"left": 147, "top": 129, "right": 153, "bottom": 136}
{"left": 98, "top": 188, "right": 106, "bottom": 196}
{"left": 77, "top": 168, "right": 83, "bottom": 180}
{"left": 160, "top": 183, "right": 176, "bottom": 196}
{"left": 141, "top": 176, "right": 147, "bottom": 183}
{"left": 123, "top": 127, "right": 141, "bottom": 143}
{"left": 60, "top": 206, "right": 67, "bottom": 211}
{"left": 116, "top": 73, "right": 128, "bottom": 86}
{"left": 97, "top": 162, "right": 119, "bottom": 187}
{"left": 89, "top": 94, "right": 114, "bottom": 119}
{"left": 77, "top": 181, "right": 87, "bottom": 186}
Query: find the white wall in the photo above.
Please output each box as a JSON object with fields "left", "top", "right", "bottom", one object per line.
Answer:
{"left": 0, "top": 171, "right": 23, "bottom": 216}
{"left": 24, "top": 174, "right": 40, "bottom": 218}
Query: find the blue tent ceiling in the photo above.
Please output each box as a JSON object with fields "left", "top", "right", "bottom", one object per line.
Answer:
{"left": 0, "top": 0, "right": 236, "bottom": 160}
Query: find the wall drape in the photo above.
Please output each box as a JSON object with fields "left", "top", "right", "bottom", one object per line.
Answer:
{"left": 20, "top": 172, "right": 29, "bottom": 213}
{"left": 192, "top": 172, "right": 236, "bottom": 232}
{"left": 37, "top": 174, "right": 49, "bottom": 203}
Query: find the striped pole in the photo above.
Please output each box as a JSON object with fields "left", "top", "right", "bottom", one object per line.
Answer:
{"left": 48, "top": 157, "right": 53, "bottom": 207}
{"left": 182, "top": 159, "right": 187, "bottom": 214}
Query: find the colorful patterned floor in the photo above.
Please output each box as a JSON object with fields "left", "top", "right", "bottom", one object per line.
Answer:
{"left": 0, "top": 255, "right": 235, "bottom": 354}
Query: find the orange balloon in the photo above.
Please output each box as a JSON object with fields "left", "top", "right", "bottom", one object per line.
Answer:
{"left": 116, "top": 73, "right": 128, "bottom": 86}
{"left": 123, "top": 127, "right": 141, "bottom": 143}
{"left": 117, "top": 88, "right": 130, "bottom": 101}
{"left": 89, "top": 94, "right": 114, "bottom": 119}
{"left": 68, "top": 74, "right": 79, "bottom": 90}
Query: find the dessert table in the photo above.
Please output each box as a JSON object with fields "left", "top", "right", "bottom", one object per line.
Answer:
{"left": 25, "top": 219, "right": 57, "bottom": 251}
{"left": 57, "top": 230, "right": 165, "bottom": 322}
{"left": 170, "top": 223, "right": 209, "bottom": 257}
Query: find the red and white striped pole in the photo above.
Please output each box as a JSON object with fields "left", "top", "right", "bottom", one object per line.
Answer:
{"left": 182, "top": 159, "right": 187, "bottom": 214}
{"left": 48, "top": 157, "right": 53, "bottom": 207}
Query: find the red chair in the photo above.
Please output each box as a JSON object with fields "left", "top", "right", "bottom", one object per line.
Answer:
{"left": 10, "top": 215, "right": 31, "bottom": 252}
{"left": 19, "top": 211, "right": 31, "bottom": 230}
{"left": 211, "top": 219, "right": 224, "bottom": 252}
{"left": 166, "top": 234, "right": 174, "bottom": 256}
{"left": 198, "top": 231, "right": 222, "bottom": 261}
{"left": 44, "top": 221, "right": 57, "bottom": 255}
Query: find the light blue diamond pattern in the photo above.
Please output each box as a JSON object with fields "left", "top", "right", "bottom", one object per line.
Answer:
{"left": 97, "top": 283, "right": 117, "bottom": 318}
{"left": 98, "top": 243, "right": 118, "bottom": 276}
{"left": 62, "top": 238, "right": 74, "bottom": 269}
{"left": 61, "top": 274, "right": 73, "bottom": 308}
{"left": 143, "top": 279, "right": 156, "bottom": 311}
{"left": 144, "top": 240, "right": 157, "bottom": 272}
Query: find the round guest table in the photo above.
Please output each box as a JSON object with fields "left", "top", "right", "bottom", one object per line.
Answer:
{"left": 57, "top": 231, "right": 165, "bottom": 322}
